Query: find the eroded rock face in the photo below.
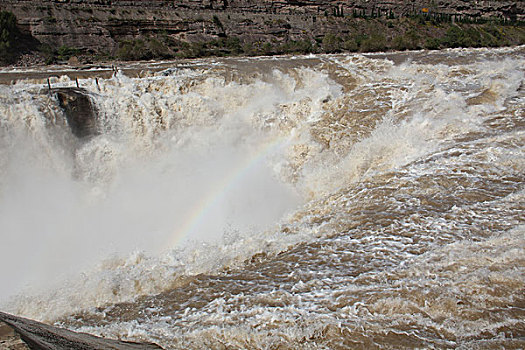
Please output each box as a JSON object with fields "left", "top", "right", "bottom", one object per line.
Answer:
{"left": 0, "top": 0, "right": 522, "bottom": 56}
{"left": 0, "top": 312, "right": 163, "bottom": 350}
{"left": 54, "top": 88, "right": 98, "bottom": 139}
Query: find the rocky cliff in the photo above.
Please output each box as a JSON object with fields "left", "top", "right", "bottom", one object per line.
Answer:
{"left": 0, "top": 0, "right": 523, "bottom": 63}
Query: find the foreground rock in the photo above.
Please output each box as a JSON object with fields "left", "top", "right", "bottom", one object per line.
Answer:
{"left": 0, "top": 320, "right": 29, "bottom": 350}
{"left": 0, "top": 312, "right": 163, "bottom": 350}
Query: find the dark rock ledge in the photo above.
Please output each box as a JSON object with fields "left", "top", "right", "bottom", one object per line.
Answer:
{"left": 53, "top": 87, "right": 99, "bottom": 139}
{"left": 0, "top": 311, "right": 163, "bottom": 350}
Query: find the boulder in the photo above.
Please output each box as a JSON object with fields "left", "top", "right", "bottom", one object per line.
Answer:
{"left": 54, "top": 87, "right": 98, "bottom": 139}
{"left": 0, "top": 311, "right": 163, "bottom": 350}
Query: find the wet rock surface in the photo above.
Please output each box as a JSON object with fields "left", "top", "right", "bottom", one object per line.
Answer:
{"left": 54, "top": 87, "right": 98, "bottom": 139}
{"left": 0, "top": 321, "right": 30, "bottom": 350}
{"left": 0, "top": 312, "right": 163, "bottom": 350}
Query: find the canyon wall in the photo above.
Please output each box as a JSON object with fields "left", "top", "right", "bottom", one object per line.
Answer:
{"left": 0, "top": 0, "right": 523, "bottom": 58}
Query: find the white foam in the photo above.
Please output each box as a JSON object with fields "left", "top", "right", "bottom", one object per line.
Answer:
{"left": 1, "top": 48, "right": 523, "bottom": 334}
{"left": 0, "top": 63, "right": 339, "bottom": 317}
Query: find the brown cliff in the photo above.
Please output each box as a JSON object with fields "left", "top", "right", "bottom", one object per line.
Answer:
{"left": 0, "top": 0, "right": 524, "bottom": 64}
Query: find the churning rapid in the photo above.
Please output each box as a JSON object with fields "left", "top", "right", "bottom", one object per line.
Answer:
{"left": 0, "top": 46, "right": 524, "bottom": 348}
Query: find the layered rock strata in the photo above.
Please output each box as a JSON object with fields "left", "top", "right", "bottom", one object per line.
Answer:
{"left": 0, "top": 0, "right": 522, "bottom": 56}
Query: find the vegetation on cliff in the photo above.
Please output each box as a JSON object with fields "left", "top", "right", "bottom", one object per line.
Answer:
{"left": 110, "top": 16, "right": 524, "bottom": 61}
{"left": 0, "top": 11, "right": 21, "bottom": 63}
{"left": 0, "top": 11, "right": 40, "bottom": 64}
{"left": 1, "top": 9, "right": 524, "bottom": 66}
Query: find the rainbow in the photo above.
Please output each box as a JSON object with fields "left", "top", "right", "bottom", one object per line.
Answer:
{"left": 168, "top": 134, "right": 292, "bottom": 248}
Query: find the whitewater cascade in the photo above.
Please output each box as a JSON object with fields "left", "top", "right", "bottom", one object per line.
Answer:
{"left": 0, "top": 46, "right": 524, "bottom": 349}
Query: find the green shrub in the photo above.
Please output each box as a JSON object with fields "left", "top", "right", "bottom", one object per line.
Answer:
{"left": 424, "top": 37, "right": 441, "bottom": 50}
{"left": 224, "top": 36, "right": 243, "bottom": 54}
{"left": 117, "top": 37, "right": 173, "bottom": 61}
{"left": 440, "top": 25, "right": 487, "bottom": 48}
{"left": 117, "top": 39, "right": 150, "bottom": 60}
{"left": 38, "top": 43, "right": 56, "bottom": 64}
{"left": 441, "top": 25, "right": 466, "bottom": 47}
{"left": 342, "top": 37, "right": 358, "bottom": 52}
{"left": 57, "top": 45, "right": 79, "bottom": 61}
{"left": 281, "top": 39, "right": 315, "bottom": 54}
{"left": 0, "top": 11, "right": 19, "bottom": 63}
{"left": 359, "top": 33, "right": 387, "bottom": 52}
{"left": 392, "top": 35, "right": 410, "bottom": 51}
{"left": 260, "top": 42, "right": 274, "bottom": 55}
{"left": 322, "top": 33, "right": 342, "bottom": 53}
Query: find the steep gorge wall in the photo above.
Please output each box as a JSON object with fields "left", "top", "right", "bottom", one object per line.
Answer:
{"left": 0, "top": 0, "right": 523, "bottom": 57}
{"left": 54, "top": 0, "right": 524, "bottom": 18}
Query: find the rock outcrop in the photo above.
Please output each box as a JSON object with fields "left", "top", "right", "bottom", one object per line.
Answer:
{"left": 0, "top": 311, "right": 163, "bottom": 350}
{"left": 54, "top": 87, "right": 98, "bottom": 138}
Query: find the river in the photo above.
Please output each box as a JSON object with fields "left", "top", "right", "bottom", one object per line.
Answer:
{"left": 0, "top": 46, "right": 524, "bottom": 349}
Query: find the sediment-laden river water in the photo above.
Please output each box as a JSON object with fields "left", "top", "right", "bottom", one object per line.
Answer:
{"left": 0, "top": 46, "right": 524, "bottom": 349}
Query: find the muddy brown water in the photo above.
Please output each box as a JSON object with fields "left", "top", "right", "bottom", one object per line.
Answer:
{"left": 1, "top": 47, "right": 524, "bottom": 349}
